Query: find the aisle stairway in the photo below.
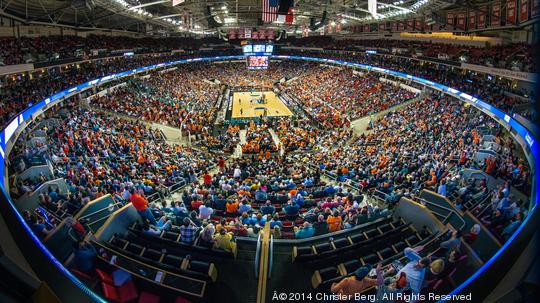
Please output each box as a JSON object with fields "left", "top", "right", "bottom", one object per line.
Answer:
{"left": 267, "top": 128, "right": 284, "bottom": 156}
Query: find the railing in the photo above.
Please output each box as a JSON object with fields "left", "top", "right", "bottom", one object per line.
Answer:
{"left": 268, "top": 235, "right": 274, "bottom": 279}
{"left": 254, "top": 232, "right": 262, "bottom": 278}
{"left": 417, "top": 196, "right": 466, "bottom": 230}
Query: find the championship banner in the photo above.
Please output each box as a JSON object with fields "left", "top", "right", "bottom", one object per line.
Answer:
{"left": 533, "top": 0, "right": 539, "bottom": 17}
{"left": 492, "top": 2, "right": 501, "bottom": 27}
{"left": 258, "top": 29, "right": 267, "bottom": 40}
{"left": 415, "top": 19, "right": 422, "bottom": 30}
{"left": 267, "top": 29, "right": 275, "bottom": 39}
{"left": 446, "top": 13, "right": 454, "bottom": 30}
{"left": 520, "top": 0, "right": 530, "bottom": 21}
{"left": 468, "top": 11, "right": 476, "bottom": 29}
{"left": 457, "top": 12, "right": 466, "bottom": 29}
{"left": 478, "top": 6, "right": 487, "bottom": 28}
{"left": 398, "top": 21, "right": 405, "bottom": 31}
{"left": 228, "top": 29, "right": 237, "bottom": 39}
{"left": 391, "top": 22, "right": 397, "bottom": 32}
{"left": 363, "top": 24, "right": 370, "bottom": 32}
{"left": 506, "top": 0, "right": 517, "bottom": 24}
{"left": 423, "top": 21, "right": 431, "bottom": 31}
{"left": 378, "top": 23, "right": 385, "bottom": 31}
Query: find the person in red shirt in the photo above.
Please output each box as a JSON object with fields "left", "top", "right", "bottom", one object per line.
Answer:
{"left": 217, "top": 157, "right": 225, "bottom": 172}
{"left": 129, "top": 188, "right": 156, "bottom": 224}
{"left": 203, "top": 171, "right": 212, "bottom": 187}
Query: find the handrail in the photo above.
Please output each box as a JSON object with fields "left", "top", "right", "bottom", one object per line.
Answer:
{"left": 417, "top": 197, "right": 466, "bottom": 230}
{"left": 77, "top": 202, "right": 122, "bottom": 221}
{"left": 254, "top": 233, "right": 262, "bottom": 278}
{"left": 268, "top": 235, "right": 274, "bottom": 279}
{"left": 256, "top": 222, "right": 271, "bottom": 303}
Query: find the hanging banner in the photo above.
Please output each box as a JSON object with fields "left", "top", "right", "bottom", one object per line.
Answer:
{"left": 415, "top": 18, "right": 422, "bottom": 30}
{"left": 398, "top": 21, "right": 405, "bottom": 31}
{"left": 391, "top": 22, "right": 397, "bottom": 32}
{"left": 469, "top": 11, "right": 476, "bottom": 29}
{"left": 423, "top": 21, "right": 431, "bottom": 31}
{"left": 407, "top": 19, "right": 414, "bottom": 30}
{"left": 478, "top": 6, "right": 487, "bottom": 28}
{"left": 533, "top": 0, "right": 539, "bottom": 17}
{"left": 457, "top": 12, "right": 467, "bottom": 29}
{"left": 365, "top": 24, "right": 371, "bottom": 32}
{"left": 446, "top": 13, "right": 455, "bottom": 30}
{"left": 378, "top": 23, "right": 385, "bottom": 31}
{"left": 492, "top": 2, "right": 501, "bottom": 27}
{"left": 507, "top": 0, "right": 517, "bottom": 24}
{"left": 520, "top": 0, "right": 530, "bottom": 21}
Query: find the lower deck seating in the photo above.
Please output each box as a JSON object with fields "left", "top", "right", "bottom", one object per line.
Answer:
{"left": 103, "top": 234, "right": 218, "bottom": 283}
{"left": 292, "top": 216, "right": 403, "bottom": 262}
{"left": 128, "top": 222, "right": 236, "bottom": 259}
{"left": 311, "top": 224, "right": 441, "bottom": 290}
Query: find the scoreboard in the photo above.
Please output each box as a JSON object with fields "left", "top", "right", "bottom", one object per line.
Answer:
{"left": 242, "top": 42, "right": 273, "bottom": 70}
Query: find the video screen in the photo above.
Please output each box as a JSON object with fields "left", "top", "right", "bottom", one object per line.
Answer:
{"left": 242, "top": 45, "right": 253, "bottom": 54}
{"left": 265, "top": 45, "right": 274, "bottom": 53}
{"left": 253, "top": 45, "right": 265, "bottom": 53}
{"left": 247, "top": 56, "right": 269, "bottom": 70}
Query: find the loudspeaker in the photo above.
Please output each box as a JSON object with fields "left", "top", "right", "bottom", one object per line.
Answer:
{"left": 206, "top": 6, "right": 223, "bottom": 28}
{"left": 309, "top": 11, "right": 327, "bottom": 31}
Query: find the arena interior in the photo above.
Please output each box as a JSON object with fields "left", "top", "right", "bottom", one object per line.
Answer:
{"left": 0, "top": 1, "right": 539, "bottom": 303}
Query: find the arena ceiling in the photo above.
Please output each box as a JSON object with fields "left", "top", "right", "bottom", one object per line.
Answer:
{"left": 0, "top": 0, "right": 488, "bottom": 34}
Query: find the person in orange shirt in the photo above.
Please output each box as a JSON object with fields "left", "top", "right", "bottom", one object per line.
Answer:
{"left": 331, "top": 265, "right": 377, "bottom": 297}
{"left": 129, "top": 188, "right": 156, "bottom": 224}
{"left": 327, "top": 211, "right": 343, "bottom": 232}
{"left": 226, "top": 200, "right": 239, "bottom": 216}
{"left": 425, "top": 171, "right": 437, "bottom": 187}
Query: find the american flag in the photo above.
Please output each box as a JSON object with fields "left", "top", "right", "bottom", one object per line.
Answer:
{"left": 262, "top": 0, "right": 279, "bottom": 22}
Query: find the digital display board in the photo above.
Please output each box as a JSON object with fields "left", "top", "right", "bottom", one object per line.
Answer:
{"left": 253, "top": 44, "right": 265, "bottom": 53}
{"left": 242, "top": 43, "right": 273, "bottom": 56}
{"left": 247, "top": 56, "right": 269, "bottom": 70}
{"left": 242, "top": 45, "right": 253, "bottom": 53}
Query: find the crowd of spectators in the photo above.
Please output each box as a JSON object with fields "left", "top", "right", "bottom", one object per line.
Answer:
{"left": 283, "top": 66, "right": 418, "bottom": 128}
{"left": 92, "top": 66, "right": 220, "bottom": 134}
{"left": 0, "top": 35, "right": 220, "bottom": 65}
{"left": 283, "top": 36, "right": 536, "bottom": 72}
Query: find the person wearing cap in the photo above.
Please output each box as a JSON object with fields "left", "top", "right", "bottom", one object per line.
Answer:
{"left": 395, "top": 247, "right": 429, "bottom": 296}
{"left": 330, "top": 264, "right": 377, "bottom": 297}
{"left": 375, "top": 263, "right": 409, "bottom": 303}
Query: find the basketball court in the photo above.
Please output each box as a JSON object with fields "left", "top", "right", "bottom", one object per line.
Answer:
{"left": 231, "top": 91, "right": 293, "bottom": 119}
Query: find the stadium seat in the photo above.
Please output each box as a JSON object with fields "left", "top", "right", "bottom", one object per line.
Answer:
{"left": 361, "top": 253, "right": 380, "bottom": 265}
{"left": 162, "top": 255, "right": 183, "bottom": 268}
{"left": 142, "top": 248, "right": 163, "bottom": 262}
{"left": 314, "top": 242, "right": 333, "bottom": 254}
{"left": 342, "top": 259, "right": 361, "bottom": 274}
{"left": 333, "top": 238, "right": 350, "bottom": 249}
{"left": 126, "top": 243, "right": 144, "bottom": 255}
